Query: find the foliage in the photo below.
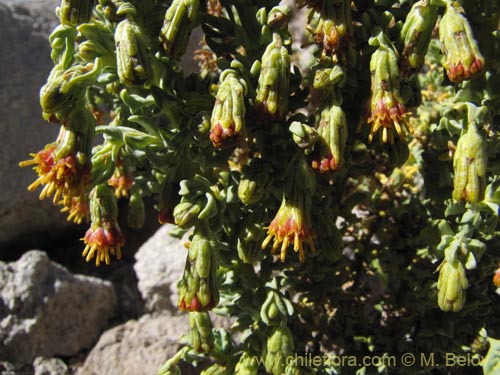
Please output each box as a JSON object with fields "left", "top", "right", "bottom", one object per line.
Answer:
{"left": 21, "top": 0, "right": 500, "bottom": 374}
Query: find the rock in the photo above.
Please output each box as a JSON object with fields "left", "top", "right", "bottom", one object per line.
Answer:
{"left": 76, "top": 314, "right": 195, "bottom": 375}
{"left": 0, "top": 250, "right": 117, "bottom": 364}
{"left": 134, "top": 225, "right": 189, "bottom": 314}
{"left": 0, "top": 1, "right": 78, "bottom": 251}
{"left": 33, "top": 357, "right": 68, "bottom": 375}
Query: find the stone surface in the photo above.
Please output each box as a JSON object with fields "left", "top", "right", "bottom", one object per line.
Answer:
{"left": 134, "top": 224, "right": 189, "bottom": 314}
{"left": 33, "top": 357, "right": 68, "bottom": 375}
{"left": 0, "top": 1, "right": 78, "bottom": 250}
{"left": 0, "top": 250, "right": 117, "bottom": 364}
{"left": 76, "top": 314, "right": 193, "bottom": 375}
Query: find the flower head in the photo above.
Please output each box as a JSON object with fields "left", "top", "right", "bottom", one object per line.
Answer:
{"left": 452, "top": 123, "right": 487, "bottom": 203}
{"left": 364, "top": 36, "right": 412, "bottom": 144}
{"left": 20, "top": 135, "right": 90, "bottom": 207}
{"left": 262, "top": 196, "right": 315, "bottom": 262}
{"left": 108, "top": 158, "right": 133, "bottom": 199}
{"left": 255, "top": 33, "right": 290, "bottom": 121}
{"left": 210, "top": 69, "right": 247, "bottom": 148}
{"left": 60, "top": 195, "right": 90, "bottom": 224}
{"left": 439, "top": 3, "right": 484, "bottom": 83}
{"left": 178, "top": 227, "right": 219, "bottom": 311}
{"left": 311, "top": 104, "right": 347, "bottom": 173}
{"left": 82, "top": 185, "right": 125, "bottom": 266}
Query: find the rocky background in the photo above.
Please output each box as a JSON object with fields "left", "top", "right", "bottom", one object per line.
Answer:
{"left": 0, "top": 1, "right": 306, "bottom": 374}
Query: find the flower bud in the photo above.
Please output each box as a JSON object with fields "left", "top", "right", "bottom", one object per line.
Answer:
{"left": 127, "top": 192, "right": 145, "bottom": 229}
{"left": 178, "top": 228, "right": 219, "bottom": 311}
{"left": 437, "top": 259, "right": 469, "bottom": 312}
{"left": 40, "top": 67, "right": 86, "bottom": 117}
{"left": 439, "top": 3, "right": 485, "bottom": 83}
{"left": 173, "top": 199, "right": 204, "bottom": 229}
{"left": 115, "top": 19, "right": 153, "bottom": 86}
{"left": 201, "top": 364, "right": 226, "bottom": 375}
{"left": 82, "top": 184, "right": 125, "bottom": 266}
{"left": 255, "top": 33, "right": 290, "bottom": 121}
{"left": 289, "top": 121, "right": 318, "bottom": 154}
{"left": 264, "top": 326, "right": 294, "bottom": 375}
{"left": 160, "top": 0, "right": 200, "bottom": 59}
{"left": 237, "top": 211, "right": 266, "bottom": 264}
{"left": 311, "top": 104, "right": 347, "bottom": 173}
{"left": 59, "top": 0, "right": 95, "bottom": 27}
{"left": 267, "top": 6, "right": 290, "bottom": 30}
{"left": 235, "top": 352, "right": 259, "bottom": 375}
{"left": 452, "top": 124, "right": 487, "bottom": 204}
{"left": 399, "top": 1, "right": 438, "bottom": 78}
{"left": 189, "top": 312, "right": 214, "bottom": 353}
{"left": 238, "top": 165, "right": 269, "bottom": 205}
{"left": 260, "top": 288, "right": 293, "bottom": 326}
{"left": 210, "top": 70, "right": 247, "bottom": 148}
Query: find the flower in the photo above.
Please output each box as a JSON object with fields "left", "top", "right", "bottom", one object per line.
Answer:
{"left": 364, "top": 36, "right": 412, "bottom": 144}
{"left": 399, "top": 0, "right": 438, "bottom": 78}
{"left": 311, "top": 104, "right": 347, "bottom": 173}
{"left": 255, "top": 33, "right": 290, "bottom": 120}
{"left": 210, "top": 69, "right": 247, "bottom": 148}
{"left": 115, "top": 18, "right": 153, "bottom": 86}
{"left": 437, "top": 259, "right": 468, "bottom": 312}
{"left": 59, "top": 0, "right": 95, "bottom": 27}
{"left": 60, "top": 195, "right": 90, "bottom": 224}
{"left": 452, "top": 123, "right": 486, "bottom": 204}
{"left": 82, "top": 222, "right": 125, "bottom": 266}
{"left": 178, "top": 228, "right": 219, "bottom": 311}
{"left": 493, "top": 265, "right": 500, "bottom": 288}
{"left": 439, "top": 3, "right": 484, "bottom": 83}
{"left": 20, "top": 141, "right": 89, "bottom": 207}
{"left": 262, "top": 196, "right": 315, "bottom": 262}
{"left": 160, "top": 0, "right": 200, "bottom": 59}
{"left": 81, "top": 185, "right": 125, "bottom": 266}
{"left": 108, "top": 158, "right": 133, "bottom": 198}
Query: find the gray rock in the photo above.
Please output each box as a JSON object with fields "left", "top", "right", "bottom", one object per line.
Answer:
{"left": 0, "top": 1, "right": 77, "bottom": 248}
{"left": 76, "top": 314, "right": 193, "bottom": 375}
{"left": 0, "top": 250, "right": 117, "bottom": 364}
{"left": 33, "top": 357, "right": 68, "bottom": 375}
{"left": 134, "top": 225, "right": 189, "bottom": 314}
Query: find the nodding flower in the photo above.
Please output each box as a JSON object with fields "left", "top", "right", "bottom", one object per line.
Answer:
{"left": 439, "top": 3, "right": 484, "bottom": 83}
{"left": 82, "top": 185, "right": 125, "bottom": 266}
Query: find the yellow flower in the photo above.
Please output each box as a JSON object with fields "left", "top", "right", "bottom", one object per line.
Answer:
{"left": 262, "top": 197, "right": 315, "bottom": 262}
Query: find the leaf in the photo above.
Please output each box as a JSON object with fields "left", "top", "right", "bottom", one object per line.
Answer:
{"left": 481, "top": 337, "right": 500, "bottom": 375}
